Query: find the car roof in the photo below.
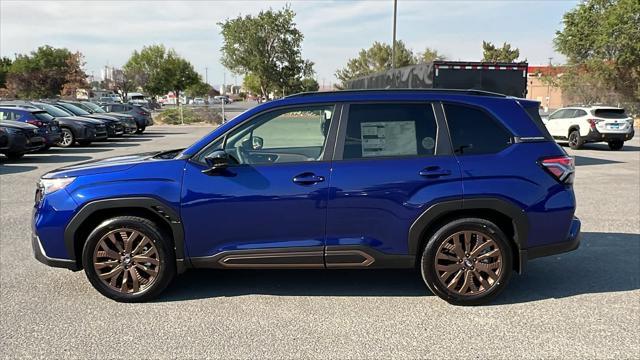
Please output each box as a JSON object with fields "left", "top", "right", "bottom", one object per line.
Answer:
{"left": 0, "top": 106, "right": 43, "bottom": 113}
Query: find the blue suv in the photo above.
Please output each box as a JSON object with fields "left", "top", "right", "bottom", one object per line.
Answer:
{"left": 32, "top": 90, "right": 580, "bottom": 305}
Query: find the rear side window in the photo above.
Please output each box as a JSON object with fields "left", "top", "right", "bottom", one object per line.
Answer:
{"left": 343, "top": 103, "right": 438, "bottom": 159}
{"left": 34, "top": 112, "right": 54, "bottom": 122}
{"left": 523, "top": 105, "right": 553, "bottom": 140}
{"left": 444, "top": 104, "right": 512, "bottom": 155}
{"left": 593, "top": 108, "right": 627, "bottom": 119}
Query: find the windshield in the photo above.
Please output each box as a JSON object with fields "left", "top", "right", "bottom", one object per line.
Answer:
{"left": 57, "top": 103, "right": 91, "bottom": 116}
{"left": 81, "top": 102, "right": 106, "bottom": 113}
{"left": 33, "top": 103, "right": 73, "bottom": 117}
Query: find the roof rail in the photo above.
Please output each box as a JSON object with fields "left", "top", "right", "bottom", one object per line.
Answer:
{"left": 286, "top": 88, "right": 508, "bottom": 98}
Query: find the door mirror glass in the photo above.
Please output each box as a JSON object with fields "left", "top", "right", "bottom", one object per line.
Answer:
{"left": 252, "top": 136, "right": 264, "bottom": 150}
{"left": 203, "top": 150, "right": 230, "bottom": 174}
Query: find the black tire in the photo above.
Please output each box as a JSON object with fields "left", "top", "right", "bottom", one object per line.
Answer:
{"left": 420, "top": 218, "right": 513, "bottom": 306}
{"left": 608, "top": 140, "right": 624, "bottom": 151}
{"left": 77, "top": 140, "right": 92, "bottom": 146}
{"left": 135, "top": 125, "right": 146, "bottom": 134}
{"left": 5, "top": 152, "right": 25, "bottom": 159}
{"left": 82, "top": 216, "right": 176, "bottom": 302}
{"left": 568, "top": 130, "right": 583, "bottom": 150}
{"left": 57, "top": 128, "right": 75, "bottom": 147}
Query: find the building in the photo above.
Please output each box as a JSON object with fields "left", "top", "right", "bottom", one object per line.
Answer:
{"left": 526, "top": 65, "right": 567, "bottom": 112}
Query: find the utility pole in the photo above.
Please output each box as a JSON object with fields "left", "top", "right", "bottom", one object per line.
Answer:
{"left": 205, "top": 67, "right": 208, "bottom": 84}
{"left": 546, "top": 57, "right": 553, "bottom": 111}
{"left": 391, "top": 0, "right": 398, "bottom": 69}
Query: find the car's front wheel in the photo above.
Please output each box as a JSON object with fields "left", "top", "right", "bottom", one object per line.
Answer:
{"left": 57, "top": 128, "right": 75, "bottom": 147}
{"left": 420, "top": 218, "right": 513, "bottom": 306}
{"left": 608, "top": 140, "right": 624, "bottom": 151}
{"left": 82, "top": 216, "right": 176, "bottom": 302}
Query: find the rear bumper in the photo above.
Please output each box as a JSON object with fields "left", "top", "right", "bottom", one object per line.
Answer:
{"left": 519, "top": 216, "right": 581, "bottom": 272}
{"left": 584, "top": 128, "right": 634, "bottom": 142}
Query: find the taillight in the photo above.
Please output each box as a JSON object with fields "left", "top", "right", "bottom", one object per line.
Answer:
{"left": 26, "top": 119, "right": 44, "bottom": 127}
{"left": 587, "top": 119, "right": 602, "bottom": 129}
{"left": 540, "top": 156, "right": 574, "bottom": 184}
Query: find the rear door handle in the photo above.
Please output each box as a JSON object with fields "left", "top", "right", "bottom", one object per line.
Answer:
{"left": 293, "top": 173, "right": 325, "bottom": 185}
{"left": 419, "top": 166, "right": 451, "bottom": 178}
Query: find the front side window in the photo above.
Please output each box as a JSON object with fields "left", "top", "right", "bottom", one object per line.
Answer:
{"left": 198, "top": 105, "right": 334, "bottom": 165}
{"left": 342, "top": 103, "right": 438, "bottom": 159}
{"left": 444, "top": 104, "right": 512, "bottom": 156}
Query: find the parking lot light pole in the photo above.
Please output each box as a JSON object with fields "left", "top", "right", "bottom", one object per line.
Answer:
{"left": 392, "top": 0, "right": 397, "bottom": 69}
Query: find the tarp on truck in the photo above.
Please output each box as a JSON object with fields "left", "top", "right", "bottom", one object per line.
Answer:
{"left": 345, "top": 61, "right": 528, "bottom": 98}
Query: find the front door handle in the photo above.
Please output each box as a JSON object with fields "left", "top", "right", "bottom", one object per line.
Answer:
{"left": 419, "top": 166, "right": 451, "bottom": 178}
{"left": 293, "top": 173, "right": 325, "bottom": 185}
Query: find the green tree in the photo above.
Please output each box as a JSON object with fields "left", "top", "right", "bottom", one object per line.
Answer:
{"left": 419, "top": 47, "right": 447, "bottom": 63}
{"left": 219, "top": 6, "right": 314, "bottom": 98}
{"left": 481, "top": 41, "right": 520, "bottom": 62}
{"left": 299, "top": 77, "right": 319, "bottom": 92}
{"left": 186, "top": 81, "right": 212, "bottom": 98}
{"left": 335, "top": 40, "right": 416, "bottom": 87}
{"left": 124, "top": 44, "right": 172, "bottom": 96}
{"left": 242, "top": 73, "right": 263, "bottom": 95}
{"left": 5, "top": 45, "right": 83, "bottom": 98}
{"left": 0, "top": 57, "right": 12, "bottom": 88}
{"left": 554, "top": 0, "right": 640, "bottom": 104}
{"left": 162, "top": 54, "right": 200, "bottom": 106}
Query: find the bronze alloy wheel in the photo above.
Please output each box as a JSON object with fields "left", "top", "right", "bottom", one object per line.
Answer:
{"left": 434, "top": 230, "right": 503, "bottom": 296}
{"left": 92, "top": 228, "right": 161, "bottom": 294}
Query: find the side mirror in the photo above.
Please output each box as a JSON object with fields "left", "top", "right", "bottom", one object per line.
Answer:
{"left": 252, "top": 136, "right": 263, "bottom": 150}
{"left": 202, "top": 150, "right": 229, "bottom": 174}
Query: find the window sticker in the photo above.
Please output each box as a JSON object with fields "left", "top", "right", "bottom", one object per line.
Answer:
{"left": 361, "top": 121, "right": 417, "bottom": 157}
{"left": 421, "top": 136, "right": 435, "bottom": 150}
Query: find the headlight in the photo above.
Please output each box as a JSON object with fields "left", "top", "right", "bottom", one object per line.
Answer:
{"left": 39, "top": 177, "right": 76, "bottom": 194}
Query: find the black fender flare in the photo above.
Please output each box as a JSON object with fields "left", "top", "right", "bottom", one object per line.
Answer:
{"left": 64, "top": 197, "right": 185, "bottom": 267}
{"left": 407, "top": 198, "right": 529, "bottom": 255}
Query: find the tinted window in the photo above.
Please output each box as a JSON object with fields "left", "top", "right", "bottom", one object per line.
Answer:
{"left": 33, "top": 112, "right": 54, "bottom": 122}
{"left": 523, "top": 105, "right": 552, "bottom": 140}
{"left": 34, "top": 103, "right": 72, "bottom": 117}
{"left": 343, "top": 103, "right": 437, "bottom": 159}
{"left": 444, "top": 104, "right": 512, "bottom": 155}
{"left": 594, "top": 108, "right": 628, "bottom": 119}
{"left": 58, "top": 103, "right": 90, "bottom": 116}
{"left": 575, "top": 110, "right": 587, "bottom": 117}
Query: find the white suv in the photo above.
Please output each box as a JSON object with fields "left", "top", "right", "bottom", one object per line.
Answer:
{"left": 544, "top": 106, "right": 635, "bottom": 150}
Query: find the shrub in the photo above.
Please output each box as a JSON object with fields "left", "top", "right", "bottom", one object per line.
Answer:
{"left": 154, "top": 107, "right": 223, "bottom": 125}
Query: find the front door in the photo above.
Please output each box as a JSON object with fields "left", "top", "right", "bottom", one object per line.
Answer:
{"left": 181, "top": 104, "right": 337, "bottom": 268}
{"left": 325, "top": 102, "right": 463, "bottom": 267}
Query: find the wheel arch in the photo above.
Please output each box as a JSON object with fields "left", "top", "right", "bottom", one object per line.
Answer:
{"left": 64, "top": 197, "right": 186, "bottom": 271}
{"left": 568, "top": 125, "right": 581, "bottom": 138}
{"left": 408, "top": 198, "right": 529, "bottom": 273}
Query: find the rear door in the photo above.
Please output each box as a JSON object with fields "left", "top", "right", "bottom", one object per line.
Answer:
{"left": 325, "top": 102, "right": 462, "bottom": 266}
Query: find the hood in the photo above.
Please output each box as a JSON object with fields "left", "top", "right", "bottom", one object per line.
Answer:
{"left": 85, "top": 114, "right": 120, "bottom": 123}
{"left": 42, "top": 149, "right": 183, "bottom": 178}
{"left": 57, "top": 116, "right": 105, "bottom": 125}
{"left": 44, "top": 151, "right": 160, "bottom": 178}
{"left": 0, "top": 120, "right": 38, "bottom": 130}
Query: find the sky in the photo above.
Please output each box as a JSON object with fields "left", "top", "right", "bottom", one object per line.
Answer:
{"left": 0, "top": 0, "right": 579, "bottom": 88}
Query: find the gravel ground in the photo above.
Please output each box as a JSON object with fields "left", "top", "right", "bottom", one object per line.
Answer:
{"left": 1, "top": 126, "right": 638, "bottom": 359}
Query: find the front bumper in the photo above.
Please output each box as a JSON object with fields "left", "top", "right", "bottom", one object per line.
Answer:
{"left": 32, "top": 232, "right": 79, "bottom": 270}
{"left": 519, "top": 217, "right": 581, "bottom": 272}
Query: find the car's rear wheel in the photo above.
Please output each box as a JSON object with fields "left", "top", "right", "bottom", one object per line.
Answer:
{"left": 421, "top": 218, "right": 512, "bottom": 306}
{"left": 608, "top": 140, "right": 623, "bottom": 151}
{"left": 57, "top": 128, "right": 74, "bottom": 147}
{"left": 568, "top": 130, "right": 583, "bottom": 150}
{"left": 82, "top": 216, "right": 176, "bottom": 302}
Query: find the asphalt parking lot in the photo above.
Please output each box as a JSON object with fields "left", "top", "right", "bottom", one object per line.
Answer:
{"left": 1, "top": 127, "right": 638, "bottom": 359}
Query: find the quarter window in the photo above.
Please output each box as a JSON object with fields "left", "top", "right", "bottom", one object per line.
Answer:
{"left": 444, "top": 104, "right": 512, "bottom": 155}
{"left": 342, "top": 103, "right": 438, "bottom": 159}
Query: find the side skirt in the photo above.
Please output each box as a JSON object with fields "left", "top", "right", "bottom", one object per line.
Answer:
{"left": 189, "top": 246, "right": 414, "bottom": 270}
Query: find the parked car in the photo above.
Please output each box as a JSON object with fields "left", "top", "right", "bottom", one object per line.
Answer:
{"left": 0, "top": 106, "right": 62, "bottom": 150}
{"left": 64, "top": 101, "right": 137, "bottom": 134}
{"left": 191, "top": 98, "right": 205, "bottom": 105}
{"left": 27, "top": 102, "right": 109, "bottom": 147}
{"left": 101, "top": 103, "right": 153, "bottom": 134}
{"left": 0, "top": 120, "right": 45, "bottom": 159}
{"left": 213, "top": 95, "right": 231, "bottom": 104}
{"left": 544, "top": 106, "right": 635, "bottom": 150}
{"left": 126, "top": 92, "right": 149, "bottom": 106}
{"left": 51, "top": 102, "right": 124, "bottom": 138}
{"left": 32, "top": 89, "right": 580, "bottom": 305}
